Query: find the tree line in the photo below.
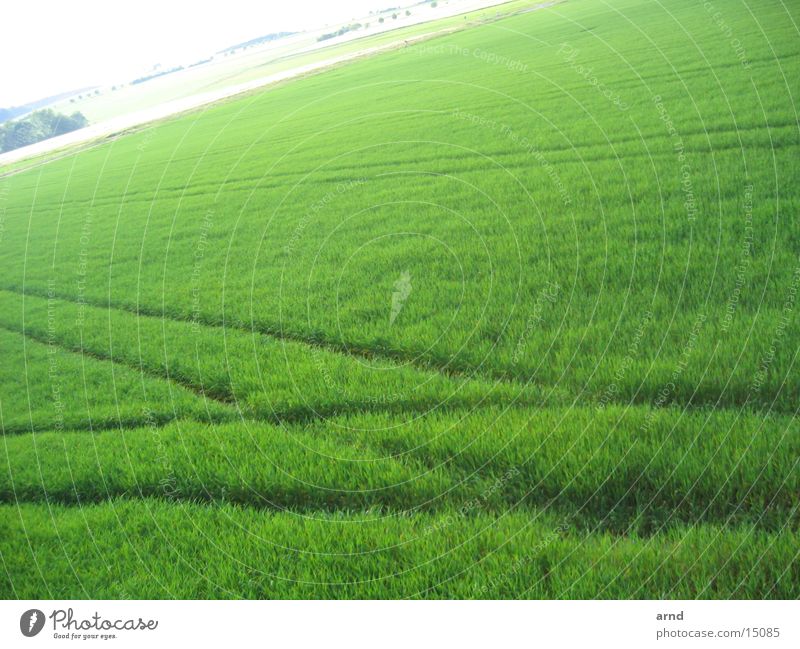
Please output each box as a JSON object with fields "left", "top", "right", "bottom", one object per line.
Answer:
{"left": 0, "top": 109, "right": 88, "bottom": 153}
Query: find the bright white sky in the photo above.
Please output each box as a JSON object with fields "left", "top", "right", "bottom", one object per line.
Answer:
{"left": 1, "top": 0, "right": 393, "bottom": 106}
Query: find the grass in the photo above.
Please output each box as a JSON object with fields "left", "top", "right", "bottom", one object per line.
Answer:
{"left": 0, "top": 288, "right": 562, "bottom": 421}
{"left": 2, "top": 2, "right": 798, "bottom": 410}
{"left": 1, "top": 409, "right": 797, "bottom": 529}
{"left": 0, "top": 327, "right": 232, "bottom": 434}
{"left": 2, "top": 500, "right": 796, "bottom": 598}
{"left": 1, "top": 0, "right": 798, "bottom": 598}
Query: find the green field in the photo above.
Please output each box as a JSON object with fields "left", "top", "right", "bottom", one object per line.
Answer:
{"left": 1, "top": 0, "right": 798, "bottom": 598}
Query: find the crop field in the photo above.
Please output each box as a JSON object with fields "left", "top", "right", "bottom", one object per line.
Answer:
{"left": 1, "top": 0, "right": 798, "bottom": 599}
{"left": 52, "top": 0, "right": 537, "bottom": 125}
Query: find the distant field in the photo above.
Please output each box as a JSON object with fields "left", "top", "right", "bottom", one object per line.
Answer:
{"left": 1, "top": 0, "right": 798, "bottom": 598}
{"left": 49, "top": 0, "right": 535, "bottom": 124}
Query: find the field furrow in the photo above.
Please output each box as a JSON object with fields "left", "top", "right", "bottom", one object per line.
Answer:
{"left": 0, "top": 288, "right": 567, "bottom": 423}
{"left": 2, "top": 408, "right": 796, "bottom": 531}
{"left": 0, "top": 327, "right": 235, "bottom": 434}
{"left": 2, "top": 499, "right": 797, "bottom": 599}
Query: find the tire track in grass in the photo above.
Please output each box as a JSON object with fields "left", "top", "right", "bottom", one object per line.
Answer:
{"left": 0, "top": 318, "right": 558, "bottom": 434}
{"left": 0, "top": 412, "right": 228, "bottom": 437}
{"left": 2, "top": 408, "right": 796, "bottom": 532}
{"left": 0, "top": 321, "right": 240, "bottom": 410}
{"left": 0, "top": 283, "right": 525, "bottom": 386}
{"left": 0, "top": 326, "right": 234, "bottom": 436}
{"left": 8, "top": 123, "right": 789, "bottom": 215}
{"left": 2, "top": 285, "right": 793, "bottom": 415}
{"left": 0, "top": 287, "right": 794, "bottom": 423}
{"left": 4, "top": 488, "right": 792, "bottom": 536}
{"left": 7, "top": 498, "right": 798, "bottom": 598}
{"left": 4, "top": 296, "right": 792, "bottom": 518}
{"left": 0, "top": 418, "right": 532, "bottom": 520}
{"left": 0, "top": 287, "right": 568, "bottom": 424}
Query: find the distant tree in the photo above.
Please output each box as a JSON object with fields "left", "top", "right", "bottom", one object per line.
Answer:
{"left": 379, "top": 16, "right": 384, "bottom": 23}
{"left": 1, "top": 120, "right": 40, "bottom": 151}
{"left": 392, "top": 13, "right": 397, "bottom": 19}
{"left": 0, "top": 109, "right": 88, "bottom": 153}
{"left": 52, "top": 111, "right": 88, "bottom": 136}
{"left": 431, "top": 1, "right": 438, "bottom": 6}
{"left": 317, "top": 23, "right": 363, "bottom": 42}
{"left": 406, "top": 10, "right": 411, "bottom": 16}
